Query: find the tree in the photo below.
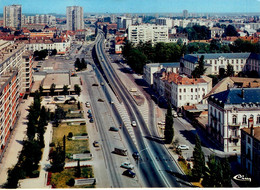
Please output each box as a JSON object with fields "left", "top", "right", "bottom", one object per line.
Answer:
{"left": 50, "top": 83, "right": 56, "bottom": 96}
{"left": 39, "top": 85, "right": 43, "bottom": 96}
{"left": 74, "top": 58, "right": 81, "bottom": 70}
{"left": 74, "top": 84, "right": 81, "bottom": 96}
{"left": 62, "top": 85, "right": 69, "bottom": 98}
{"left": 75, "top": 160, "right": 81, "bottom": 177}
{"left": 218, "top": 68, "right": 226, "bottom": 79}
{"left": 225, "top": 25, "right": 239, "bottom": 37}
{"left": 164, "top": 103, "right": 174, "bottom": 144}
{"left": 226, "top": 63, "right": 234, "bottom": 77}
{"left": 191, "top": 55, "right": 206, "bottom": 78}
{"left": 53, "top": 106, "right": 66, "bottom": 125}
{"left": 49, "top": 144, "right": 65, "bottom": 172}
{"left": 221, "top": 157, "right": 232, "bottom": 187}
{"left": 192, "top": 134, "right": 205, "bottom": 181}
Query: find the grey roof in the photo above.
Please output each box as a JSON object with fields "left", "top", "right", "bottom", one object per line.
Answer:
{"left": 249, "top": 53, "right": 260, "bottom": 60}
{"left": 145, "top": 62, "right": 179, "bottom": 68}
{"left": 183, "top": 53, "right": 251, "bottom": 63}
{"left": 209, "top": 88, "right": 260, "bottom": 106}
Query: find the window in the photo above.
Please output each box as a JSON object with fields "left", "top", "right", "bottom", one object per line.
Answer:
{"left": 232, "top": 115, "right": 237, "bottom": 124}
{"left": 191, "top": 95, "right": 193, "bottom": 100}
{"left": 191, "top": 89, "right": 193, "bottom": 93}
{"left": 248, "top": 137, "right": 251, "bottom": 144}
{"left": 184, "top": 89, "right": 186, "bottom": 93}
{"left": 257, "top": 115, "right": 260, "bottom": 124}
{"left": 243, "top": 115, "right": 247, "bottom": 124}
{"left": 179, "top": 89, "right": 182, "bottom": 93}
{"left": 179, "top": 95, "right": 182, "bottom": 100}
{"left": 195, "top": 88, "right": 197, "bottom": 92}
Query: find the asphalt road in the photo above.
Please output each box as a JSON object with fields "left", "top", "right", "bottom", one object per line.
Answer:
{"left": 94, "top": 31, "right": 190, "bottom": 187}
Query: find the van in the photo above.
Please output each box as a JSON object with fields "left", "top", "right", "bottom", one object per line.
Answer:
{"left": 114, "top": 147, "right": 127, "bottom": 156}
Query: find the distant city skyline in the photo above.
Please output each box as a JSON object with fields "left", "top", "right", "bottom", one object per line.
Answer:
{"left": 0, "top": 0, "right": 260, "bottom": 14}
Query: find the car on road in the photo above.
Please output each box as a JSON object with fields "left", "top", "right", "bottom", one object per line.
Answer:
{"left": 178, "top": 112, "right": 183, "bottom": 117}
{"left": 89, "top": 118, "right": 94, "bottom": 123}
{"left": 177, "top": 145, "right": 189, "bottom": 150}
{"left": 87, "top": 109, "right": 91, "bottom": 114}
{"left": 132, "top": 152, "right": 140, "bottom": 160}
{"left": 85, "top": 102, "right": 90, "bottom": 107}
{"left": 131, "top": 120, "right": 137, "bottom": 127}
{"left": 88, "top": 113, "right": 92, "bottom": 118}
{"left": 93, "top": 141, "right": 99, "bottom": 147}
{"left": 109, "top": 126, "right": 119, "bottom": 132}
{"left": 121, "top": 162, "right": 134, "bottom": 170}
{"left": 122, "top": 169, "right": 136, "bottom": 178}
{"left": 173, "top": 111, "right": 178, "bottom": 118}
{"left": 101, "top": 82, "right": 104, "bottom": 86}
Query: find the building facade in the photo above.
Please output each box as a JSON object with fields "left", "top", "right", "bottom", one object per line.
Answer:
{"left": 208, "top": 88, "right": 260, "bottom": 153}
{"left": 128, "top": 24, "right": 168, "bottom": 45}
{"left": 66, "top": 6, "right": 84, "bottom": 31}
{"left": 180, "top": 53, "right": 251, "bottom": 76}
{"left": 0, "top": 41, "right": 33, "bottom": 155}
{"left": 4, "top": 4, "right": 22, "bottom": 29}
{"left": 241, "top": 123, "right": 260, "bottom": 186}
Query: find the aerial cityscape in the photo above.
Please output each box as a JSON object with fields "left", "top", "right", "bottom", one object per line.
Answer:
{"left": 0, "top": 0, "right": 259, "bottom": 188}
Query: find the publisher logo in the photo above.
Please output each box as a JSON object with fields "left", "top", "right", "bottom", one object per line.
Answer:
{"left": 233, "top": 174, "right": 251, "bottom": 182}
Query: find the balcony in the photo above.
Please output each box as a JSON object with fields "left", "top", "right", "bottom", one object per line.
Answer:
{"left": 230, "top": 135, "right": 240, "bottom": 140}
{"left": 228, "top": 122, "right": 241, "bottom": 128}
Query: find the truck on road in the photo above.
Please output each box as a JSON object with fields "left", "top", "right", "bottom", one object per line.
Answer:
{"left": 114, "top": 147, "right": 127, "bottom": 156}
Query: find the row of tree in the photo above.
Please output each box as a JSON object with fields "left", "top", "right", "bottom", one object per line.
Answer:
{"left": 42, "top": 83, "right": 81, "bottom": 97}
{"left": 122, "top": 38, "right": 259, "bottom": 74}
{"left": 74, "top": 58, "right": 87, "bottom": 71}
{"left": 4, "top": 91, "right": 50, "bottom": 188}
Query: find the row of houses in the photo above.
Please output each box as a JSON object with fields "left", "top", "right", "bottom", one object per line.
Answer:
{"left": 143, "top": 52, "right": 260, "bottom": 185}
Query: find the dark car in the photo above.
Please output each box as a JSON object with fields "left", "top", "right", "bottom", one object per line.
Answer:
{"left": 132, "top": 152, "right": 140, "bottom": 160}
{"left": 109, "top": 126, "right": 119, "bottom": 132}
{"left": 89, "top": 118, "right": 94, "bottom": 123}
{"left": 88, "top": 114, "right": 92, "bottom": 118}
{"left": 123, "top": 169, "right": 136, "bottom": 178}
{"left": 87, "top": 109, "right": 91, "bottom": 114}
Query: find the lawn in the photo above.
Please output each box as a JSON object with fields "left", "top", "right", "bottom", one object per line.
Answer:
{"left": 178, "top": 160, "right": 192, "bottom": 176}
{"left": 52, "top": 123, "right": 89, "bottom": 155}
{"left": 51, "top": 167, "right": 94, "bottom": 188}
{"left": 57, "top": 103, "right": 80, "bottom": 112}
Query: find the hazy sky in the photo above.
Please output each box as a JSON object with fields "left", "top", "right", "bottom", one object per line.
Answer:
{"left": 0, "top": 0, "right": 259, "bottom": 14}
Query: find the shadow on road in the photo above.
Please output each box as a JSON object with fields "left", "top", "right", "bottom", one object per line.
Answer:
{"left": 16, "top": 140, "right": 24, "bottom": 145}
{"left": 144, "top": 135, "right": 165, "bottom": 144}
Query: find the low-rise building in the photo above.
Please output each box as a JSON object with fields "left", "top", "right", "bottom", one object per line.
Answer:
{"left": 168, "top": 33, "right": 188, "bottom": 44}
{"left": 241, "top": 120, "right": 260, "bottom": 186}
{"left": 208, "top": 88, "right": 260, "bottom": 153}
{"left": 210, "top": 27, "right": 225, "bottom": 38}
{"left": 180, "top": 53, "right": 251, "bottom": 76}
{"left": 143, "top": 62, "right": 179, "bottom": 86}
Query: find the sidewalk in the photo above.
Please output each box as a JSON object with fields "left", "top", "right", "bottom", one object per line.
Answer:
{"left": 0, "top": 97, "right": 33, "bottom": 186}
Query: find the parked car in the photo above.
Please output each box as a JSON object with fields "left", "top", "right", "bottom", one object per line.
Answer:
{"left": 131, "top": 120, "right": 137, "bottom": 127}
{"left": 132, "top": 152, "right": 140, "bottom": 160}
{"left": 173, "top": 112, "right": 178, "bottom": 118}
{"left": 121, "top": 162, "right": 134, "bottom": 170}
{"left": 177, "top": 145, "right": 189, "bottom": 150}
{"left": 85, "top": 102, "right": 90, "bottom": 107}
{"left": 89, "top": 118, "right": 94, "bottom": 123}
{"left": 87, "top": 109, "right": 91, "bottom": 114}
{"left": 88, "top": 113, "right": 92, "bottom": 118}
{"left": 93, "top": 141, "right": 99, "bottom": 147}
{"left": 109, "top": 126, "right": 119, "bottom": 132}
{"left": 123, "top": 169, "right": 136, "bottom": 178}
{"left": 178, "top": 112, "right": 183, "bottom": 117}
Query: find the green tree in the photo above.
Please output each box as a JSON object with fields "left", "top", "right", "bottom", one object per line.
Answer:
{"left": 50, "top": 83, "right": 56, "bottom": 96}
{"left": 225, "top": 25, "right": 239, "bottom": 37}
{"left": 74, "top": 58, "right": 81, "bottom": 70}
{"left": 49, "top": 144, "right": 65, "bottom": 172}
{"left": 39, "top": 85, "right": 43, "bottom": 96}
{"left": 164, "top": 104, "right": 174, "bottom": 144}
{"left": 191, "top": 55, "right": 206, "bottom": 78}
{"left": 192, "top": 134, "right": 205, "bottom": 181}
{"left": 226, "top": 63, "right": 234, "bottom": 77}
{"left": 221, "top": 157, "right": 232, "bottom": 187}
{"left": 4, "top": 165, "right": 25, "bottom": 188}
{"left": 74, "top": 84, "right": 81, "bottom": 96}
{"left": 62, "top": 85, "right": 69, "bottom": 98}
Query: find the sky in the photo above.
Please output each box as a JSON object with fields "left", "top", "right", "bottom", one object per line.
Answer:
{"left": 0, "top": 0, "right": 260, "bottom": 14}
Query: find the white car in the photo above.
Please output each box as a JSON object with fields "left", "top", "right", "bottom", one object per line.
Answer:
{"left": 177, "top": 145, "right": 189, "bottom": 150}
{"left": 85, "top": 102, "right": 90, "bottom": 107}
{"left": 121, "top": 162, "right": 134, "bottom": 170}
{"left": 131, "top": 121, "right": 137, "bottom": 127}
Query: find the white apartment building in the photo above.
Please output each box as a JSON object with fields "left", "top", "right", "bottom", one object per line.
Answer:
{"left": 26, "top": 15, "right": 56, "bottom": 26}
{"left": 123, "top": 18, "right": 132, "bottom": 29}
{"left": 180, "top": 53, "right": 251, "bottom": 76}
{"left": 153, "top": 72, "right": 211, "bottom": 108}
{"left": 208, "top": 88, "right": 260, "bottom": 153}
{"left": 210, "top": 27, "right": 225, "bottom": 38}
{"left": 66, "top": 6, "right": 84, "bottom": 31}
{"left": 128, "top": 24, "right": 168, "bottom": 45}
{"left": 143, "top": 62, "right": 179, "bottom": 86}
{"left": 4, "top": 4, "right": 22, "bottom": 29}
{"left": 156, "top": 18, "right": 173, "bottom": 29}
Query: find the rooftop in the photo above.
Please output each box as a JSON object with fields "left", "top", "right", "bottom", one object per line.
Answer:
{"left": 209, "top": 88, "right": 260, "bottom": 106}
{"left": 242, "top": 127, "right": 260, "bottom": 142}
{"left": 183, "top": 52, "right": 251, "bottom": 63}
{"left": 146, "top": 62, "right": 180, "bottom": 68}
{"left": 162, "top": 72, "right": 207, "bottom": 85}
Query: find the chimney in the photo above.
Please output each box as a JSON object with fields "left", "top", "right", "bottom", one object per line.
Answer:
{"left": 248, "top": 117, "right": 253, "bottom": 129}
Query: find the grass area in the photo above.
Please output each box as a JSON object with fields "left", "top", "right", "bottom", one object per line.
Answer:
{"left": 178, "top": 160, "right": 192, "bottom": 176}
{"left": 51, "top": 167, "right": 94, "bottom": 188}
{"left": 66, "top": 139, "right": 89, "bottom": 155}
{"left": 57, "top": 103, "right": 79, "bottom": 112}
